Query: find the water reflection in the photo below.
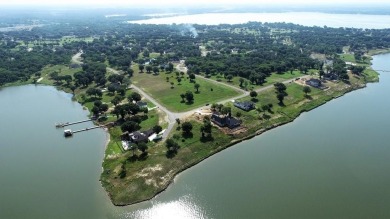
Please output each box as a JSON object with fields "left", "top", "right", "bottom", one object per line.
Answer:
{"left": 123, "top": 195, "right": 207, "bottom": 219}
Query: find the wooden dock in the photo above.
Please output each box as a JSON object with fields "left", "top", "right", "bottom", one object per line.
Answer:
{"left": 55, "top": 119, "right": 92, "bottom": 128}
{"left": 64, "top": 125, "right": 105, "bottom": 137}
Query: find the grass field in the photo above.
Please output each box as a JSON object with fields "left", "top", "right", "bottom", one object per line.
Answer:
{"left": 131, "top": 70, "right": 241, "bottom": 112}
{"left": 207, "top": 70, "right": 306, "bottom": 90}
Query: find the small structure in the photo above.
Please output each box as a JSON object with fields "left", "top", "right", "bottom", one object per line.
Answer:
{"left": 129, "top": 129, "right": 154, "bottom": 144}
{"left": 211, "top": 113, "right": 242, "bottom": 129}
{"left": 64, "top": 129, "right": 73, "bottom": 137}
{"left": 136, "top": 101, "right": 148, "bottom": 109}
{"left": 234, "top": 101, "right": 255, "bottom": 111}
{"left": 323, "top": 73, "right": 338, "bottom": 81}
{"left": 305, "top": 78, "right": 322, "bottom": 88}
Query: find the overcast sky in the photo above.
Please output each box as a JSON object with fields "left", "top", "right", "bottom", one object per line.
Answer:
{"left": 0, "top": 0, "right": 387, "bottom": 6}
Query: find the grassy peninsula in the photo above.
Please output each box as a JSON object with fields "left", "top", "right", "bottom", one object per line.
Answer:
{"left": 0, "top": 13, "right": 388, "bottom": 206}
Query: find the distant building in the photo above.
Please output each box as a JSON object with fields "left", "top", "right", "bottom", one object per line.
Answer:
{"left": 211, "top": 113, "right": 242, "bottom": 129}
{"left": 305, "top": 78, "right": 322, "bottom": 88}
{"left": 234, "top": 101, "right": 255, "bottom": 111}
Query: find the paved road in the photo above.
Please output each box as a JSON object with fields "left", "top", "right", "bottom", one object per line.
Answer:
{"left": 129, "top": 85, "right": 178, "bottom": 139}
{"left": 74, "top": 52, "right": 308, "bottom": 139}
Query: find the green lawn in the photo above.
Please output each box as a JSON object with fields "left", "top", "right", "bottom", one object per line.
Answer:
{"left": 340, "top": 54, "right": 356, "bottom": 63}
{"left": 131, "top": 70, "right": 241, "bottom": 112}
{"left": 207, "top": 70, "right": 306, "bottom": 90}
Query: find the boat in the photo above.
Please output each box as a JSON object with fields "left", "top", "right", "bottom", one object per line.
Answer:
{"left": 64, "top": 129, "right": 73, "bottom": 137}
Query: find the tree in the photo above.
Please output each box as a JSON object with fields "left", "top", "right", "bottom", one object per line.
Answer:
{"left": 152, "top": 66, "right": 159, "bottom": 75}
{"left": 194, "top": 83, "right": 200, "bottom": 93}
{"left": 166, "top": 138, "right": 179, "bottom": 153}
{"left": 180, "top": 93, "right": 185, "bottom": 102}
{"left": 129, "top": 92, "right": 141, "bottom": 102}
{"left": 201, "top": 117, "right": 212, "bottom": 138}
{"left": 127, "top": 68, "right": 134, "bottom": 77}
{"left": 166, "top": 63, "right": 174, "bottom": 72}
{"left": 153, "top": 125, "right": 163, "bottom": 134}
{"left": 145, "top": 65, "right": 152, "bottom": 73}
{"left": 91, "top": 106, "right": 100, "bottom": 116}
{"left": 274, "top": 82, "right": 287, "bottom": 94}
{"left": 107, "top": 83, "right": 117, "bottom": 94}
{"left": 121, "top": 121, "right": 140, "bottom": 133}
{"left": 123, "top": 102, "right": 140, "bottom": 116}
{"left": 227, "top": 74, "right": 233, "bottom": 82}
{"left": 239, "top": 78, "right": 245, "bottom": 87}
{"left": 181, "top": 121, "right": 193, "bottom": 134}
{"left": 250, "top": 90, "right": 258, "bottom": 101}
{"left": 111, "top": 95, "right": 122, "bottom": 106}
{"left": 176, "top": 118, "right": 181, "bottom": 125}
{"left": 139, "top": 64, "right": 144, "bottom": 73}
{"left": 221, "top": 106, "right": 231, "bottom": 117}
{"left": 177, "top": 77, "right": 182, "bottom": 84}
{"left": 189, "top": 73, "right": 195, "bottom": 82}
{"left": 303, "top": 86, "right": 311, "bottom": 97}
{"left": 137, "top": 142, "right": 148, "bottom": 154}
{"left": 277, "top": 92, "right": 286, "bottom": 104}
{"left": 70, "top": 85, "right": 76, "bottom": 94}
{"left": 185, "top": 91, "right": 194, "bottom": 103}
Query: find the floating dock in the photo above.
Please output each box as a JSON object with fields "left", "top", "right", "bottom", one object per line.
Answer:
{"left": 55, "top": 119, "right": 92, "bottom": 128}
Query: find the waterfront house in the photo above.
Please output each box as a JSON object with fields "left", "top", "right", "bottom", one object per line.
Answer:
{"left": 129, "top": 129, "right": 154, "bottom": 144}
{"left": 234, "top": 101, "right": 255, "bottom": 111}
{"left": 211, "top": 112, "right": 242, "bottom": 129}
{"left": 136, "top": 101, "right": 148, "bottom": 109}
{"left": 305, "top": 78, "right": 322, "bottom": 88}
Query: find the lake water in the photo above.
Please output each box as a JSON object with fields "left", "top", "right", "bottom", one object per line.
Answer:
{"left": 120, "top": 53, "right": 390, "bottom": 219}
{"left": 129, "top": 12, "right": 390, "bottom": 29}
{"left": 1, "top": 13, "right": 390, "bottom": 219}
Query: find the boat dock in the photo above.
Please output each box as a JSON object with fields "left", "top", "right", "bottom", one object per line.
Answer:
{"left": 63, "top": 125, "right": 105, "bottom": 137}
{"left": 55, "top": 119, "right": 92, "bottom": 128}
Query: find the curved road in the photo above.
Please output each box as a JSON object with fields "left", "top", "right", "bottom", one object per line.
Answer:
{"left": 73, "top": 52, "right": 309, "bottom": 139}
{"left": 131, "top": 74, "right": 309, "bottom": 139}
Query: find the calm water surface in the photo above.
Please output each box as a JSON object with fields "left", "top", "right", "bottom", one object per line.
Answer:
{"left": 1, "top": 13, "right": 390, "bottom": 219}
{"left": 121, "top": 54, "right": 390, "bottom": 218}
{"left": 129, "top": 12, "right": 390, "bottom": 28}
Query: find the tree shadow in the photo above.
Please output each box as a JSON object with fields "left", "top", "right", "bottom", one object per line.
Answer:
{"left": 200, "top": 135, "right": 214, "bottom": 142}
{"left": 166, "top": 150, "right": 178, "bottom": 159}
{"left": 305, "top": 95, "right": 313, "bottom": 100}
{"left": 182, "top": 132, "right": 193, "bottom": 139}
{"left": 278, "top": 102, "right": 285, "bottom": 107}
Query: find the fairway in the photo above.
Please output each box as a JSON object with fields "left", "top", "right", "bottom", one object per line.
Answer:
{"left": 132, "top": 71, "right": 242, "bottom": 112}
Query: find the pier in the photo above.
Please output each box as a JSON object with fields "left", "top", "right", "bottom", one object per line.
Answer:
{"left": 55, "top": 119, "right": 92, "bottom": 128}
{"left": 64, "top": 125, "right": 105, "bottom": 137}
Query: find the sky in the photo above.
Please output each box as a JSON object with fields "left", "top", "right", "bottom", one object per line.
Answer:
{"left": 0, "top": 0, "right": 387, "bottom": 6}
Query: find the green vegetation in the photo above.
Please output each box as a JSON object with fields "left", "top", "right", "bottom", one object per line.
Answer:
{"left": 0, "top": 15, "right": 387, "bottom": 207}
{"left": 131, "top": 68, "right": 241, "bottom": 112}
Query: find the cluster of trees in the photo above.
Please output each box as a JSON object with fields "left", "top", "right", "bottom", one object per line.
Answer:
{"left": 179, "top": 91, "right": 194, "bottom": 103}
{"left": 274, "top": 82, "right": 288, "bottom": 104}
{"left": 3, "top": 17, "right": 390, "bottom": 88}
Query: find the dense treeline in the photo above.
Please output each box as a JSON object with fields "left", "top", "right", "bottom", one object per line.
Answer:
{"left": 1, "top": 15, "right": 390, "bottom": 86}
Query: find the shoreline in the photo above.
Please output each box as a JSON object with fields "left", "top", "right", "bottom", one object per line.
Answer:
{"left": 111, "top": 79, "right": 373, "bottom": 207}
{"left": 1, "top": 52, "right": 385, "bottom": 207}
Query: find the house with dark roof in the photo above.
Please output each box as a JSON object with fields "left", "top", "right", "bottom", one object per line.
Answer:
{"left": 323, "top": 73, "right": 338, "bottom": 81}
{"left": 305, "top": 78, "right": 322, "bottom": 88}
{"left": 211, "top": 113, "right": 242, "bottom": 129}
{"left": 129, "top": 129, "right": 154, "bottom": 144}
{"left": 234, "top": 101, "right": 255, "bottom": 111}
{"left": 136, "top": 101, "right": 148, "bottom": 109}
